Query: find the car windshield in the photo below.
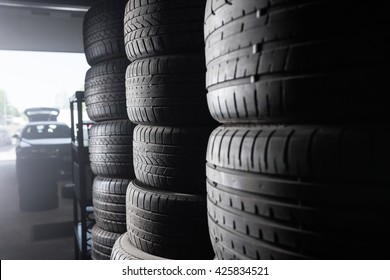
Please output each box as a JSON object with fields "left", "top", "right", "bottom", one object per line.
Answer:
{"left": 21, "top": 124, "right": 70, "bottom": 139}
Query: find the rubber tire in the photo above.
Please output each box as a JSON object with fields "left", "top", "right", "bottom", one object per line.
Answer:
{"left": 207, "top": 176, "right": 390, "bottom": 260}
{"left": 124, "top": 0, "right": 206, "bottom": 61}
{"left": 208, "top": 215, "right": 307, "bottom": 260}
{"left": 206, "top": 125, "right": 390, "bottom": 184}
{"left": 92, "top": 177, "right": 129, "bottom": 205}
{"left": 16, "top": 158, "right": 57, "bottom": 185}
{"left": 85, "top": 58, "right": 128, "bottom": 122}
{"left": 111, "top": 233, "right": 167, "bottom": 260}
{"left": 91, "top": 247, "right": 111, "bottom": 260}
{"left": 204, "top": 0, "right": 390, "bottom": 124}
{"left": 133, "top": 125, "right": 214, "bottom": 194}
{"left": 18, "top": 182, "right": 58, "bottom": 212}
{"left": 94, "top": 207, "right": 127, "bottom": 234}
{"left": 206, "top": 125, "right": 390, "bottom": 259}
{"left": 126, "top": 54, "right": 215, "bottom": 126}
{"left": 126, "top": 180, "right": 214, "bottom": 260}
{"left": 83, "top": 0, "right": 127, "bottom": 65}
{"left": 19, "top": 195, "right": 59, "bottom": 212}
{"left": 89, "top": 120, "right": 136, "bottom": 178}
{"left": 91, "top": 225, "right": 122, "bottom": 260}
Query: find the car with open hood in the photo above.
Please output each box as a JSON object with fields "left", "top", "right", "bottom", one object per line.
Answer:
{"left": 23, "top": 107, "right": 60, "bottom": 122}
{"left": 14, "top": 121, "right": 72, "bottom": 184}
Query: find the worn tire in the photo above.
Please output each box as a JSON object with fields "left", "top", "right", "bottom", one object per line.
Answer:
{"left": 91, "top": 247, "right": 111, "bottom": 260}
{"left": 124, "top": 0, "right": 206, "bottom": 61}
{"left": 133, "top": 125, "right": 214, "bottom": 194}
{"left": 206, "top": 125, "right": 390, "bottom": 183}
{"left": 126, "top": 180, "right": 214, "bottom": 259}
{"left": 94, "top": 207, "right": 127, "bottom": 234}
{"left": 126, "top": 54, "right": 214, "bottom": 126}
{"left": 85, "top": 58, "right": 128, "bottom": 122}
{"left": 111, "top": 233, "right": 167, "bottom": 260}
{"left": 204, "top": 0, "right": 390, "bottom": 123}
{"left": 83, "top": 0, "right": 127, "bottom": 65}
{"left": 89, "top": 120, "right": 136, "bottom": 178}
{"left": 92, "top": 177, "right": 129, "bottom": 205}
{"left": 91, "top": 225, "right": 121, "bottom": 260}
{"left": 206, "top": 125, "right": 390, "bottom": 259}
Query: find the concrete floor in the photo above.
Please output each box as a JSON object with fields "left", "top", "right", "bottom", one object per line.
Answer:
{"left": 0, "top": 145, "right": 75, "bottom": 260}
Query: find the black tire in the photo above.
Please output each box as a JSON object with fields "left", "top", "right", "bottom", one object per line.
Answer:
{"left": 93, "top": 199, "right": 126, "bottom": 214}
{"left": 204, "top": 0, "right": 390, "bottom": 123}
{"left": 126, "top": 55, "right": 214, "bottom": 126}
{"left": 206, "top": 125, "right": 390, "bottom": 259}
{"left": 208, "top": 180, "right": 390, "bottom": 260}
{"left": 16, "top": 158, "right": 57, "bottom": 185}
{"left": 92, "top": 224, "right": 122, "bottom": 248}
{"left": 124, "top": 0, "right": 206, "bottom": 61}
{"left": 94, "top": 207, "right": 127, "bottom": 234}
{"left": 92, "top": 177, "right": 129, "bottom": 205}
{"left": 133, "top": 125, "right": 214, "bottom": 194}
{"left": 19, "top": 195, "right": 59, "bottom": 212}
{"left": 18, "top": 182, "right": 58, "bottom": 212}
{"left": 208, "top": 214, "right": 307, "bottom": 260}
{"left": 91, "top": 225, "right": 121, "bottom": 259}
{"left": 126, "top": 180, "right": 214, "bottom": 259}
{"left": 89, "top": 120, "right": 136, "bottom": 178}
{"left": 91, "top": 177, "right": 129, "bottom": 232}
{"left": 207, "top": 175, "right": 390, "bottom": 259}
{"left": 111, "top": 233, "right": 167, "bottom": 260}
{"left": 91, "top": 247, "right": 111, "bottom": 260}
{"left": 85, "top": 58, "right": 128, "bottom": 122}
{"left": 206, "top": 125, "right": 390, "bottom": 184}
{"left": 92, "top": 243, "right": 115, "bottom": 258}
{"left": 83, "top": 0, "right": 127, "bottom": 65}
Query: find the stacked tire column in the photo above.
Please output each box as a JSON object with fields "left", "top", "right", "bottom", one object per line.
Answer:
{"left": 82, "top": 0, "right": 135, "bottom": 260}
{"left": 110, "top": 0, "right": 215, "bottom": 260}
{"left": 204, "top": 0, "right": 390, "bottom": 259}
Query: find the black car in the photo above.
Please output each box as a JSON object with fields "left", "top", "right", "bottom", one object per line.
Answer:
{"left": 15, "top": 121, "right": 72, "bottom": 184}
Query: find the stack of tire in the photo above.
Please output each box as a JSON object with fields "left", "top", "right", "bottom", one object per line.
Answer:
{"left": 204, "top": 0, "right": 390, "bottom": 259}
{"left": 110, "top": 0, "right": 215, "bottom": 260}
{"left": 82, "top": 0, "right": 135, "bottom": 260}
{"left": 17, "top": 164, "right": 59, "bottom": 211}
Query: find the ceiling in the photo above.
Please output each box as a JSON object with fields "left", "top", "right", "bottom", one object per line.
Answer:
{"left": 0, "top": 0, "right": 94, "bottom": 53}
{"left": 0, "top": 0, "right": 93, "bottom": 11}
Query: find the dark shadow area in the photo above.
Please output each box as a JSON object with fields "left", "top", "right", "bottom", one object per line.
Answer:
{"left": 32, "top": 221, "right": 73, "bottom": 241}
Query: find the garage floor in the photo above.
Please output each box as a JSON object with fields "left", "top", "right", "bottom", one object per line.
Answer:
{"left": 0, "top": 145, "right": 74, "bottom": 260}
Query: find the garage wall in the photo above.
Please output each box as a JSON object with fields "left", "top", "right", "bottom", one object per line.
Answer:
{"left": 0, "top": 6, "right": 85, "bottom": 53}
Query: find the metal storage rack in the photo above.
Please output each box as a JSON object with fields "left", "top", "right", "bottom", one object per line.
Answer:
{"left": 70, "top": 91, "right": 95, "bottom": 260}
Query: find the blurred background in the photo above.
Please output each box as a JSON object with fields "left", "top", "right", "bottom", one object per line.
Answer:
{"left": 0, "top": 50, "right": 89, "bottom": 259}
